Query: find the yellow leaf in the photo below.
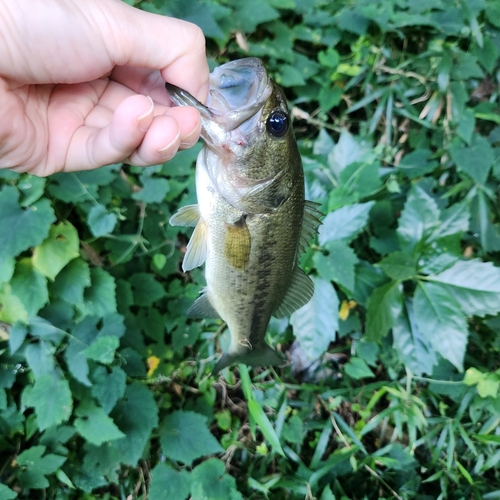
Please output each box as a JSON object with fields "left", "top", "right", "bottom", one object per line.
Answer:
{"left": 339, "top": 300, "right": 357, "bottom": 321}
{"left": 147, "top": 356, "right": 160, "bottom": 377}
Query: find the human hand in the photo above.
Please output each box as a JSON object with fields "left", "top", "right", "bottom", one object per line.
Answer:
{"left": 0, "top": 0, "right": 209, "bottom": 175}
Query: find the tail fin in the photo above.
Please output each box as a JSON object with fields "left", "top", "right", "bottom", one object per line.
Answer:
{"left": 212, "top": 343, "right": 284, "bottom": 375}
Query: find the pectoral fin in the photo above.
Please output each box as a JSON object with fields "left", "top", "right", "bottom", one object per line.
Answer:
{"left": 273, "top": 267, "right": 314, "bottom": 318}
{"left": 170, "top": 204, "right": 200, "bottom": 227}
{"left": 182, "top": 219, "right": 208, "bottom": 272}
{"left": 224, "top": 217, "right": 251, "bottom": 270}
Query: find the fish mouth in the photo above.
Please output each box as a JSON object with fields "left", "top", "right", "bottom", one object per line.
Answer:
{"left": 165, "top": 58, "right": 272, "bottom": 145}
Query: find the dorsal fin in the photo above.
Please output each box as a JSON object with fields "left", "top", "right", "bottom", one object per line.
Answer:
{"left": 169, "top": 204, "right": 200, "bottom": 227}
{"left": 273, "top": 267, "right": 314, "bottom": 318}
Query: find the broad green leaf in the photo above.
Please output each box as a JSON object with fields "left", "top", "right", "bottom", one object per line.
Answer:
{"left": 0, "top": 185, "right": 55, "bottom": 261}
{"left": 109, "top": 382, "right": 159, "bottom": 465}
{"left": 314, "top": 241, "right": 358, "bottom": 291}
{"left": 83, "top": 336, "right": 119, "bottom": 364}
{"left": 32, "top": 222, "right": 79, "bottom": 280}
{"left": 160, "top": 410, "right": 223, "bottom": 465}
{"left": 17, "top": 175, "right": 46, "bottom": 206}
{"left": 149, "top": 463, "right": 191, "bottom": 500}
{"left": 91, "top": 366, "right": 127, "bottom": 414}
{"left": 50, "top": 258, "right": 91, "bottom": 305}
{"left": 397, "top": 184, "right": 440, "bottom": 255}
{"left": 16, "top": 445, "right": 66, "bottom": 489}
{"left": 8, "top": 321, "right": 27, "bottom": 355}
{"left": 449, "top": 135, "right": 494, "bottom": 185}
{"left": 25, "top": 342, "right": 56, "bottom": 378}
{"left": 456, "top": 109, "right": 475, "bottom": 144}
{"left": 397, "top": 149, "right": 438, "bottom": 179}
{"left": 338, "top": 161, "right": 382, "bottom": 199}
{"left": 191, "top": 459, "right": 243, "bottom": 500}
{"left": 24, "top": 375, "right": 73, "bottom": 431}
{"left": 344, "top": 357, "right": 375, "bottom": 379}
{"left": 366, "top": 281, "right": 403, "bottom": 341}
{"left": 290, "top": 277, "right": 339, "bottom": 362}
{"left": 0, "top": 285, "right": 28, "bottom": 323}
{"left": 377, "top": 251, "right": 416, "bottom": 281}
{"left": 282, "top": 415, "right": 304, "bottom": 444}
{"left": 319, "top": 202, "right": 374, "bottom": 245}
{"left": 132, "top": 176, "right": 170, "bottom": 204}
{"left": 414, "top": 282, "right": 467, "bottom": 371}
{"left": 327, "top": 130, "right": 368, "bottom": 177}
{"left": 130, "top": 272, "right": 166, "bottom": 306}
{"left": 10, "top": 259, "right": 48, "bottom": 317}
{"left": 231, "top": 0, "right": 279, "bottom": 32}
{"left": 0, "top": 484, "right": 17, "bottom": 499}
{"left": 430, "top": 260, "right": 500, "bottom": 317}
{"left": 432, "top": 201, "right": 470, "bottom": 239}
{"left": 87, "top": 204, "right": 117, "bottom": 237}
{"left": 75, "top": 402, "right": 125, "bottom": 446}
{"left": 392, "top": 300, "right": 436, "bottom": 376}
{"left": 352, "top": 260, "right": 388, "bottom": 306}
{"left": 83, "top": 268, "right": 117, "bottom": 317}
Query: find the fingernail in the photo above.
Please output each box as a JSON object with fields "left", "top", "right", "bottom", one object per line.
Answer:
{"left": 138, "top": 96, "right": 154, "bottom": 132}
{"left": 157, "top": 131, "right": 180, "bottom": 160}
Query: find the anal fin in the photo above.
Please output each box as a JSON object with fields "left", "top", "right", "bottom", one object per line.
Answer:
{"left": 182, "top": 219, "right": 208, "bottom": 272}
{"left": 170, "top": 204, "right": 200, "bottom": 227}
{"left": 273, "top": 267, "right": 314, "bottom": 318}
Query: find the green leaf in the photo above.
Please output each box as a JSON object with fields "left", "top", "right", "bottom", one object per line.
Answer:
{"left": 392, "top": 299, "right": 436, "bottom": 376}
{"left": 0, "top": 484, "right": 17, "bottom": 499}
{"left": 8, "top": 321, "right": 28, "bottom": 355}
{"left": 17, "top": 175, "right": 46, "bottom": 206}
{"left": 25, "top": 341, "right": 56, "bottom": 378}
{"left": 449, "top": 135, "right": 494, "bottom": 185}
{"left": 149, "top": 463, "right": 191, "bottom": 500}
{"left": 132, "top": 176, "right": 170, "bottom": 204}
{"left": 0, "top": 185, "right": 55, "bottom": 261}
{"left": 50, "top": 258, "right": 91, "bottom": 305}
{"left": 16, "top": 445, "right": 66, "bottom": 489}
{"left": 314, "top": 241, "right": 358, "bottom": 291}
{"left": 282, "top": 415, "right": 304, "bottom": 444}
{"left": 319, "top": 202, "right": 374, "bottom": 245}
{"left": 344, "top": 357, "right": 375, "bottom": 379}
{"left": 10, "top": 259, "right": 48, "bottom": 317}
{"left": 377, "top": 251, "right": 416, "bottom": 281}
{"left": 24, "top": 375, "right": 73, "bottom": 431}
{"left": 191, "top": 459, "right": 243, "bottom": 500}
{"left": 109, "top": 382, "right": 159, "bottom": 465}
{"left": 456, "top": 108, "right": 475, "bottom": 144}
{"left": 430, "top": 260, "right": 500, "bottom": 317}
{"left": 130, "top": 272, "right": 166, "bottom": 306}
{"left": 397, "top": 149, "right": 438, "bottom": 179}
{"left": 91, "top": 366, "right": 127, "bottom": 414}
{"left": 366, "top": 281, "right": 403, "bottom": 341}
{"left": 83, "top": 268, "right": 117, "bottom": 317}
{"left": 75, "top": 401, "right": 125, "bottom": 446}
{"left": 33, "top": 222, "right": 80, "bottom": 280}
{"left": 397, "top": 184, "right": 440, "bottom": 255}
{"left": 160, "top": 410, "right": 223, "bottom": 465}
{"left": 231, "top": 0, "right": 279, "bottom": 32}
{"left": 0, "top": 285, "right": 28, "bottom": 323}
{"left": 290, "top": 277, "right": 339, "bottom": 361}
{"left": 414, "top": 282, "right": 467, "bottom": 371}
{"left": 83, "top": 336, "right": 119, "bottom": 364}
{"left": 87, "top": 204, "right": 117, "bottom": 237}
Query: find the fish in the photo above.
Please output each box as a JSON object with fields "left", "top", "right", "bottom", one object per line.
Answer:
{"left": 166, "top": 58, "right": 321, "bottom": 374}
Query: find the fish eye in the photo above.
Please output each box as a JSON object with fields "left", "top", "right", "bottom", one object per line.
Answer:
{"left": 266, "top": 109, "right": 289, "bottom": 138}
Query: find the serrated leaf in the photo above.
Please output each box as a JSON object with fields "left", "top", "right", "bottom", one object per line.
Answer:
{"left": 366, "top": 281, "right": 403, "bottom": 341}
{"left": 430, "top": 260, "right": 500, "bottom": 317}
{"left": 314, "top": 241, "right": 358, "bottom": 291}
{"left": 449, "top": 135, "right": 494, "bottom": 185}
{"left": 0, "top": 185, "right": 55, "bottom": 262}
{"left": 75, "top": 402, "right": 125, "bottom": 446}
{"left": 16, "top": 445, "right": 66, "bottom": 489}
{"left": 32, "top": 222, "right": 79, "bottom": 280}
{"left": 160, "top": 410, "right": 223, "bottom": 465}
{"left": 414, "top": 281, "right": 467, "bottom": 371}
{"left": 129, "top": 272, "right": 166, "bottom": 306}
{"left": 319, "top": 202, "right": 374, "bottom": 245}
{"left": 344, "top": 357, "right": 375, "bottom": 379}
{"left": 83, "top": 268, "right": 117, "bottom": 317}
{"left": 377, "top": 251, "right": 416, "bottom": 281}
{"left": 50, "top": 258, "right": 91, "bottom": 305}
{"left": 191, "top": 459, "right": 243, "bottom": 500}
{"left": 10, "top": 259, "right": 48, "bottom": 317}
{"left": 25, "top": 341, "right": 56, "bottom": 378}
{"left": 231, "top": 0, "right": 279, "bottom": 32}
{"left": 392, "top": 299, "right": 436, "bottom": 376}
{"left": 109, "top": 382, "right": 159, "bottom": 465}
{"left": 327, "top": 130, "right": 367, "bottom": 176}
{"left": 149, "top": 463, "right": 191, "bottom": 500}
{"left": 91, "top": 366, "right": 127, "bottom": 414}
{"left": 83, "top": 336, "right": 119, "bottom": 364}
{"left": 290, "top": 276, "right": 339, "bottom": 362}
{"left": 397, "top": 149, "right": 438, "bottom": 179}
{"left": 87, "top": 204, "right": 117, "bottom": 237}
{"left": 24, "top": 375, "right": 73, "bottom": 431}
{"left": 397, "top": 184, "right": 440, "bottom": 255}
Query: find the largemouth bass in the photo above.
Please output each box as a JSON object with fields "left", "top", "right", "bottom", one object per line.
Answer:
{"left": 167, "top": 58, "right": 321, "bottom": 374}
